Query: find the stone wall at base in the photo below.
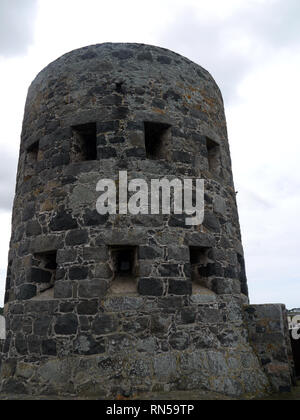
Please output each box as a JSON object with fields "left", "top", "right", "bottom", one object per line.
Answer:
{"left": 244, "top": 304, "right": 296, "bottom": 393}
{"left": 0, "top": 294, "right": 271, "bottom": 398}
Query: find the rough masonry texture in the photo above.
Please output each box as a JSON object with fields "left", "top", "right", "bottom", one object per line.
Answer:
{"left": 0, "top": 43, "right": 295, "bottom": 398}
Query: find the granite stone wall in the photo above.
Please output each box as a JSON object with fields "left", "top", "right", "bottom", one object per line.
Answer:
{"left": 0, "top": 294, "right": 271, "bottom": 398}
{"left": 244, "top": 304, "right": 296, "bottom": 393}
{"left": 0, "top": 43, "right": 291, "bottom": 398}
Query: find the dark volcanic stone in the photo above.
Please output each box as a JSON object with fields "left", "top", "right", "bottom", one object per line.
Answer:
{"left": 99, "top": 147, "right": 117, "bottom": 159}
{"left": 137, "top": 52, "right": 153, "bottom": 61}
{"left": 65, "top": 229, "right": 88, "bottom": 246}
{"left": 34, "top": 317, "right": 52, "bottom": 336}
{"left": 69, "top": 266, "right": 89, "bottom": 280}
{"left": 54, "top": 314, "right": 78, "bottom": 335}
{"left": 138, "top": 278, "right": 164, "bottom": 297}
{"left": 92, "top": 314, "right": 118, "bottom": 335}
{"left": 42, "top": 339, "right": 57, "bottom": 356}
{"left": 15, "top": 334, "right": 28, "bottom": 355}
{"left": 77, "top": 300, "right": 98, "bottom": 315}
{"left": 157, "top": 55, "right": 172, "bottom": 65}
{"left": 17, "top": 284, "right": 37, "bottom": 301}
{"left": 126, "top": 148, "right": 145, "bottom": 158}
{"left": 158, "top": 264, "right": 181, "bottom": 277}
{"left": 112, "top": 49, "right": 134, "bottom": 60}
{"left": 1, "top": 379, "right": 27, "bottom": 395}
{"left": 139, "top": 246, "right": 161, "bottom": 260}
{"left": 26, "top": 221, "right": 42, "bottom": 237}
{"left": 50, "top": 211, "right": 78, "bottom": 231}
{"left": 168, "top": 280, "right": 192, "bottom": 296}
{"left": 74, "top": 335, "right": 106, "bottom": 355}
{"left": 181, "top": 308, "right": 197, "bottom": 324}
{"left": 83, "top": 209, "right": 109, "bottom": 226}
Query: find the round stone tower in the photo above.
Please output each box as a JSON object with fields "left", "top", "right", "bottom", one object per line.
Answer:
{"left": 1, "top": 43, "right": 271, "bottom": 397}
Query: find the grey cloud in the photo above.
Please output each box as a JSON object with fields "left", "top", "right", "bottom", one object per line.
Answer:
{"left": 238, "top": 188, "right": 273, "bottom": 210}
{"left": 0, "top": 0, "right": 38, "bottom": 57}
{"left": 0, "top": 151, "right": 17, "bottom": 211}
{"left": 239, "top": 0, "right": 300, "bottom": 50}
{"left": 159, "top": 0, "right": 300, "bottom": 103}
{"left": 158, "top": 7, "right": 251, "bottom": 103}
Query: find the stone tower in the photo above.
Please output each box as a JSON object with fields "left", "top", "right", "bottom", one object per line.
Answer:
{"left": 0, "top": 44, "right": 294, "bottom": 397}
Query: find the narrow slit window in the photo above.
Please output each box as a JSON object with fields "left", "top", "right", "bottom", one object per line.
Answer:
{"left": 144, "top": 121, "right": 172, "bottom": 160}
{"left": 27, "top": 141, "right": 40, "bottom": 163}
{"left": 110, "top": 246, "right": 138, "bottom": 295}
{"left": 24, "top": 141, "right": 40, "bottom": 181}
{"left": 190, "top": 246, "right": 212, "bottom": 292}
{"left": 206, "top": 137, "right": 220, "bottom": 175}
{"left": 31, "top": 251, "right": 58, "bottom": 295}
{"left": 237, "top": 253, "right": 248, "bottom": 296}
{"left": 4, "top": 260, "right": 13, "bottom": 304}
{"left": 71, "top": 123, "right": 97, "bottom": 161}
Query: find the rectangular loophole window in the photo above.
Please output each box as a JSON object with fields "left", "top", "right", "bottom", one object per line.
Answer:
{"left": 31, "top": 251, "right": 58, "bottom": 294}
{"left": 110, "top": 246, "right": 138, "bottom": 295}
{"left": 4, "top": 260, "right": 13, "bottom": 304}
{"left": 237, "top": 253, "right": 248, "bottom": 296}
{"left": 24, "top": 141, "right": 40, "bottom": 182}
{"left": 144, "top": 121, "right": 172, "bottom": 160}
{"left": 71, "top": 123, "right": 97, "bottom": 161}
{"left": 190, "top": 246, "right": 212, "bottom": 292}
{"left": 27, "top": 140, "right": 40, "bottom": 163}
{"left": 206, "top": 137, "right": 220, "bottom": 174}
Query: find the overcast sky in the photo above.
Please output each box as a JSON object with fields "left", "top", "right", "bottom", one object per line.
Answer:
{"left": 0, "top": 0, "right": 299, "bottom": 308}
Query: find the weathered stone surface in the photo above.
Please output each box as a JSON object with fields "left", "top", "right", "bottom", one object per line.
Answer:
{"left": 0, "top": 43, "right": 286, "bottom": 400}
{"left": 78, "top": 279, "right": 108, "bottom": 299}
{"left": 65, "top": 229, "right": 88, "bottom": 246}
{"left": 77, "top": 300, "right": 98, "bottom": 315}
{"left": 49, "top": 211, "right": 78, "bottom": 231}
{"left": 34, "top": 317, "right": 52, "bottom": 336}
{"left": 74, "top": 335, "right": 105, "bottom": 355}
{"left": 138, "top": 278, "right": 164, "bottom": 297}
{"left": 92, "top": 314, "right": 118, "bottom": 335}
{"left": 42, "top": 339, "right": 57, "bottom": 356}
{"left": 54, "top": 281, "right": 73, "bottom": 299}
{"left": 16, "top": 284, "right": 37, "bottom": 301}
{"left": 244, "top": 304, "right": 295, "bottom": 393}
{"left": 168, "top": 279, "right": 192, "bottom": 296}
{"left": 69, "top": 266, "right": 89, "bottom": 280}
{"left": 54, "top": 314, "right": 78, "bottom": 335}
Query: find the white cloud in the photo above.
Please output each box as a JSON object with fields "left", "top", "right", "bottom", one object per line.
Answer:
{"left": 0, "top": 0, "right": 38, "bottom": 57}
{"left": 0, "top": 213, "right": 12, "bottom": 303}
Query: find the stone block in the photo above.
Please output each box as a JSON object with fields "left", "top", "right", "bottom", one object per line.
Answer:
{"left": 78, "top": 279, "right": 108, "bottom": 299}
{"left": 65, "top": 229, "right": 88, "bottom": 246}
{"left": 138, "top": 278, "right": 164, "bottom": 297}
{"left": 69, "top": 266, "right": 89, "bottom": 280}
{"left": 16, "top": 284, "right": 37, "bottom": 301}
{"left": 168, "top": 279, "right": 192, "bottom": 296}
{"left": 92, "top": 314, "right": 118, "bottom": 335}
{"left": 50, "top": 211, "right": 78, "bottom": 231}
{"left": 154, "top": 353, "right": 177, "bottom": 381}
{"left": 54, "top": 281, "right": 73, "bottom": 299}
{"left": 54, "top": 314, "right": 78, "bottom": 335}
{"left": 77, "top": 300, "right": 98, "bottom": 315}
